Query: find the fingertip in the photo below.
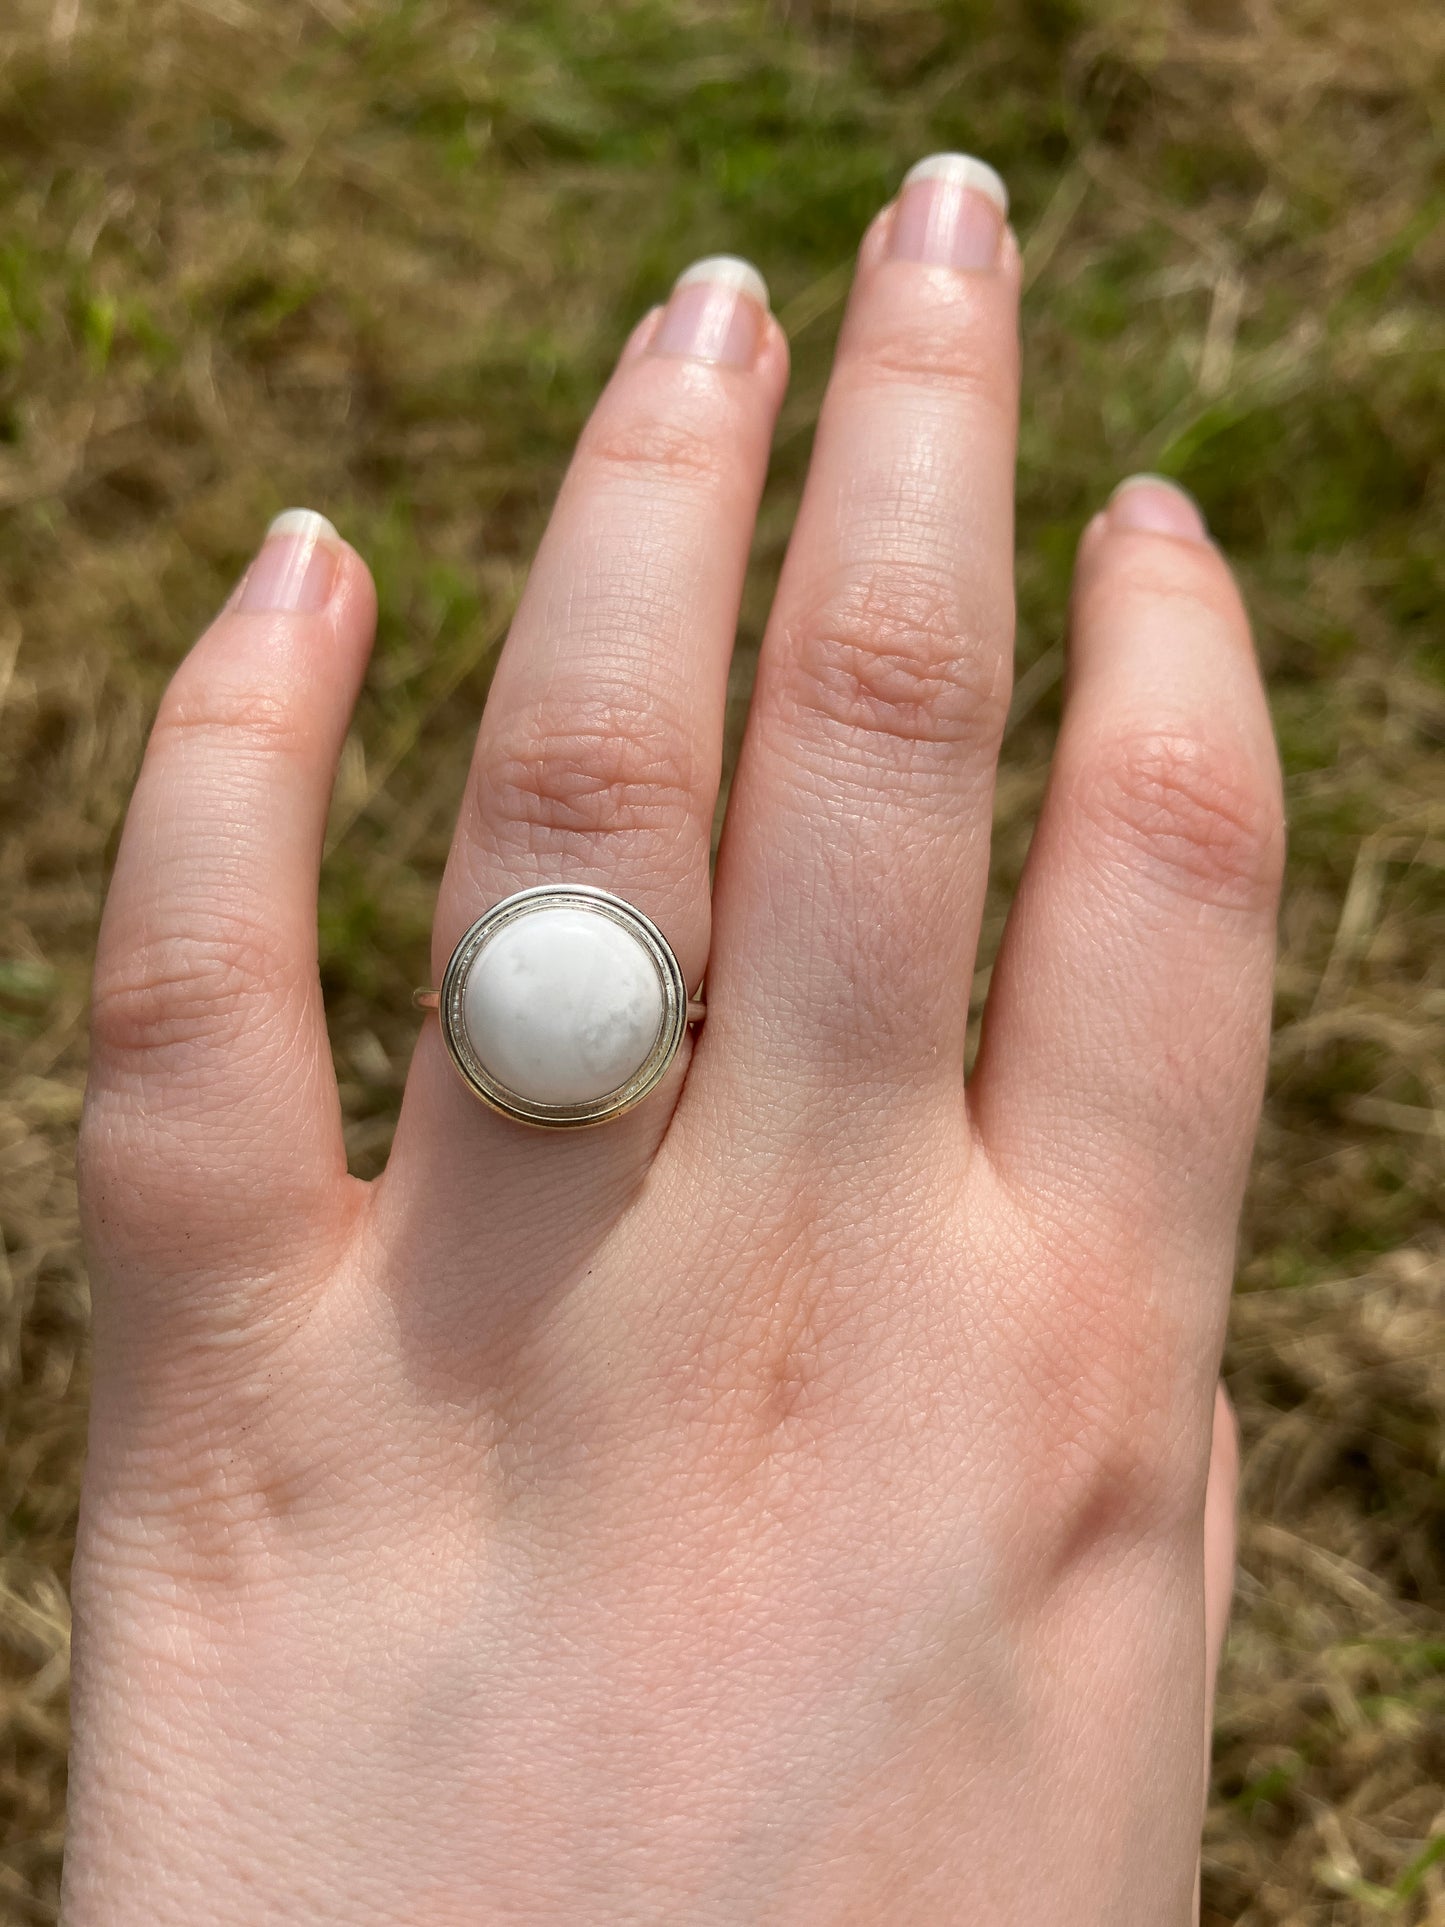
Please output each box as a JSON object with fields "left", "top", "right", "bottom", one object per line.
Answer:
{"left": 616, "top": 286, "right": 787, "bottom": 396}
{"left": 1106, "top": 474, "right": 1211, "bottom": 546}
{"left": 181, "top": 514, "right": 378, "bottom": 756}
{"left": 1072, "top": 474, "right": 1250, "bottom": 649}
{"left": 231, "top": 509, "right": 340, "bottom": 615}
{"left": 647, "top": 254, "right": 772, "bottom": 370}
{"left": 1073, "top": 482, "right": 1218, "bottom": 610}
{"left": 226, "top": 507, "right": 375, "bottom": 638}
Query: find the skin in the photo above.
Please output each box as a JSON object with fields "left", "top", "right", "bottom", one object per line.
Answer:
{"left": 64, "top": 174, "right": 1280, "bottom": 1924}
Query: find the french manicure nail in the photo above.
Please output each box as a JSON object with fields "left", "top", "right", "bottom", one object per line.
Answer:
{"left": 236, "top": 509, "right": 342, "bottom": 613}
{"left": 650, "top": 256, "right": 769, "bottom": 367}
{"left": 1107, "top": 475, "right": 1210, "bottom": 544}
{"left": 889, "top": 153, "right": 1008, "bottom": 271}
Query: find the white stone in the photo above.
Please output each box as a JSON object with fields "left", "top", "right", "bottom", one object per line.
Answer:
{"left": 460, "top": 905, "right": 666, "bottom": 1106}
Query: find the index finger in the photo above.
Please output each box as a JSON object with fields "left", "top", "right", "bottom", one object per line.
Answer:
{"left": 81, "top": 513, "right": 376, "bottom": 1305}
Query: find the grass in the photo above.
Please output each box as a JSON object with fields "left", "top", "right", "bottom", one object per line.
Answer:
{"left": 1, "top": 0, "right": 1442, "bottom": 1919}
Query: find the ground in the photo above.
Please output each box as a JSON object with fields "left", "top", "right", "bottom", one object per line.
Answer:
{"left": 0, "top": 1, "right": 1441, "bottom": 1920}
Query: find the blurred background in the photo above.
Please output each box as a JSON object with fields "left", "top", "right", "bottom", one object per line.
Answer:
{"left": 0, "top": 1, "right": 1441, "bottom": 1920}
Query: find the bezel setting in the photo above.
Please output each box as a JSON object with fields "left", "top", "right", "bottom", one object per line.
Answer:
{"left": 436, "top": 884, "right": 689, "bottom": 1128}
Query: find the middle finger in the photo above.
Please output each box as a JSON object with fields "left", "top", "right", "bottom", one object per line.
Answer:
{"left": 706, "top": 156, "right": 1020, "bottom": 1125}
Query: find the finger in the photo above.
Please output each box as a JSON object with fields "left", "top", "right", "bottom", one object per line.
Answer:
{"left": 383, "top": 261, "right": 786, "bottom": 1237}
{"left": 704, "top": 156, "right": 1019, "bottom": 1115}
{"left": 971, "top": 478, "right": 1284, "bottom": 1292}
{"left": 438, "top": 258, "right": 784, "bottom": 988}
{"left": 82, "top": 512, "right": 376, "bottom": 1291}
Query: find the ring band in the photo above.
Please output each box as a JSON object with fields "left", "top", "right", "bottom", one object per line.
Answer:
{"left": 416, "top": 884, "right": 703, "bottom": 1129}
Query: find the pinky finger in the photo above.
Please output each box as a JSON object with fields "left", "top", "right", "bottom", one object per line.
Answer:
{"left": 972, "top": 479, "right": 1283, "bottom": 1350}
{"left": 81, "top": 512, "right": 375, "bottom": 1326}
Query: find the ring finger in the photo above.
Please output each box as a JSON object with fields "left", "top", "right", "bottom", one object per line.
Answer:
{"left": 383, "top": 259, "right": 786, "bottom": 1244}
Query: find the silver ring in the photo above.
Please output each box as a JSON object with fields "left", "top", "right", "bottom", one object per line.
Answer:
{"left": 415, "top": 884, "right": 704, "bottom": 1129}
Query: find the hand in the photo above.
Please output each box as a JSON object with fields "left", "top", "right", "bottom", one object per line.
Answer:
{"left": 66, "top": 157, "right": 1281, "bottom": 1924}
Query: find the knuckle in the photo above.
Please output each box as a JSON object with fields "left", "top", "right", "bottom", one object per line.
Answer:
{"left": 90, "top": 912, "right": 296, "bottom": 1068}
{"left": 67, "top": 1389, "right": 356, "bottom": 1600}
{"left": 581, "top": 407, "right": 729, "bottom": 491}
{"left": 150, "top": 673, "right": 308, "bottom": 761}
{"left": 779, "top": 562, "right": 1012, "bottom": 753}
{"left": 1017, "top": 1310, "right": 1210, "bottom": 1567}
{"left": 1036, "top": 1403, "right": 1209, "bottom": 1570}
{"left": 1088, "top": 543, "right": 1242, "bottom": 632}
{"left": 846, "top": 296, "right": 1017, "bottom": 412}
{"left": 479, "top": 689, "right": 701, "bottom": 858}
{"left": 1074, "top": 728, "right": 1284, "bottom": 912}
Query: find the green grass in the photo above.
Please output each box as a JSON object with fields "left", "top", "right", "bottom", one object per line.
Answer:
{"left": 1, "top": 1, "right": 1442, "bottom": 1919}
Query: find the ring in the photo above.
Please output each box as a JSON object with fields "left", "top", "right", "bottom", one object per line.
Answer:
{"left": 415, "top": 884, "right": 705, "bottom": 1129}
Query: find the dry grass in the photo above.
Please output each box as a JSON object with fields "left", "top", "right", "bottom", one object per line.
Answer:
{"left": 1, "top": 0, "right": 1442, "bottom": 1919}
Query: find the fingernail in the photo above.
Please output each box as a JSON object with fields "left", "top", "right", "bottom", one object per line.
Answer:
{"left": 649, "top": 256, "right": 769, "bottom": 367}
{"left": 889, "top": 153, "right": 1008, "bottom": 271}
{"left": 1107, "top": 475, "right": 1210, "bottom": 544}
{"left": 236, "top": 509, "right": 342, "bottom": 613}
